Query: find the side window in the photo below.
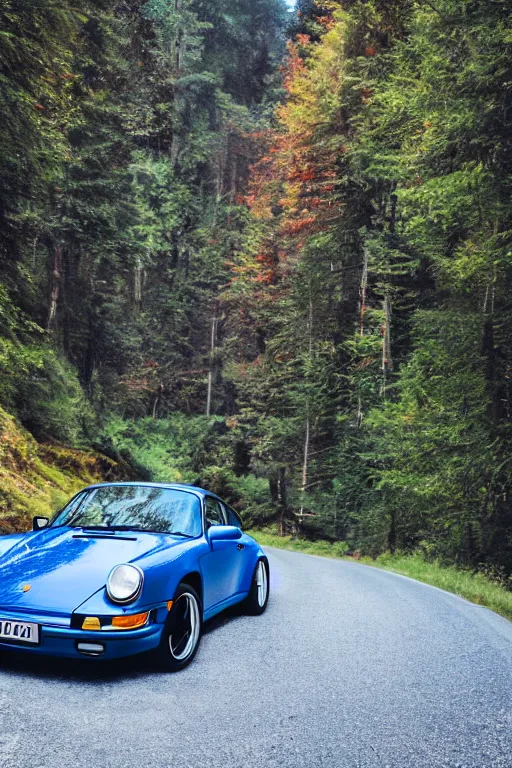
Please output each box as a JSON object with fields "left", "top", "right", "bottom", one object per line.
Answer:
{"left": 226, "top": 505, "right": 243, "bottom": 530}
{"left": 205, "top": 497, "right": 226, "bottom": 527}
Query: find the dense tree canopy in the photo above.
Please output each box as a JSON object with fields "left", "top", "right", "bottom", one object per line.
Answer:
{"left": 1, "top": 0, "right": 511, "bottom": 575}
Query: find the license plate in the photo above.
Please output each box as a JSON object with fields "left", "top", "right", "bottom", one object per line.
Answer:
{"left": 0, "top": 618, "right": 39, "bottom": 645}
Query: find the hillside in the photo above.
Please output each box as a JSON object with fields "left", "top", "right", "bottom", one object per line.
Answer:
{"left": 0, "top": 406, "right": 127, "bottom": 533}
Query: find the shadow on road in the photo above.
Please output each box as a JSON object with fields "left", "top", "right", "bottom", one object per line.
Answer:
{"left": 0, "top": 605, "right": 242, "bottom": 683}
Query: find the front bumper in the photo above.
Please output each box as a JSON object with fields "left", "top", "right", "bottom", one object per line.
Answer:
{"left": 0, "top": 607, "right": 166, "bottom": 660}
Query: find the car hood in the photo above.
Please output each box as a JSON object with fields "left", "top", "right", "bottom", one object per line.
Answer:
{"left": 0, "top": 527, "right": 179, "bottom": 615}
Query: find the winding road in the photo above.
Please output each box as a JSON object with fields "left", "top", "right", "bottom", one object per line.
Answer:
{"left": 0, "top": 547, "right": 511, "bottom": 768}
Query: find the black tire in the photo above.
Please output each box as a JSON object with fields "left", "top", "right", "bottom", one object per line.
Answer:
{"left": 154, "top": 582, "right": 203, "bottom": 672}
{"left": 242, "top": 558, "right": 270, "bottom": 616}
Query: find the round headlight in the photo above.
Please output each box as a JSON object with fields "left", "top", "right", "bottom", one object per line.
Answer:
{"left": 106, "top": 564, "right": 143, "bottom": 604}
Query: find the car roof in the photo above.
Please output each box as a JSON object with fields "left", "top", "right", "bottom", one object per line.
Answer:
{"left": 82, "top": 481, "right": 223, "bottom": 502}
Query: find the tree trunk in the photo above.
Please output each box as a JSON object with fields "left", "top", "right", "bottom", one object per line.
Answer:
{"left": 383, "top": 294, "right": 392, "bottom": 370}
{"left": 359, "top": 249, "right": 368, "bottom": 336}
{"left": 170, "top": 132, "right": 181, "bottom": 168}
{"left": 356, "top": 394, "right": 363, "bottom": 428}
{"left": 206, "top": 311, "right": 218, "bottom": 417}
{"left": 388, "top": 505, "right": 397, "bottom": 554}
{"left": 299, "top": 413, "right": 310, "bottom": 519}
{"left": 300, "top": 291, "right": 313, "bottom": 517}
{"left": 134, "top": 261, "right": 142, "bottom": 306}
{"left": 83, "top": 310, "right": 96, "bottom": 392}
{"left": 269, "top": 473, "right": 279, "bottom": 506}
{"left": 214, "top": 135, "right": 228, "bottom": 216}
{"left": 152, "top": 383, "right": 164, "bottom": 419}
{"left": 482, "top": 264, "right": 500, "bottom": 420}
{"left": 278, "top": 466, "right": 288, "bottom": 536}
{"left": 47, "top": 243, "right": 62, "bottom": 331}
{"left": 381, "top": 294, "right": 392, "bottom": 396}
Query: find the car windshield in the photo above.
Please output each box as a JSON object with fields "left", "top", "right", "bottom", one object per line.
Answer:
{"left": 51, "top": 485, "right": 202, "bottom": 537}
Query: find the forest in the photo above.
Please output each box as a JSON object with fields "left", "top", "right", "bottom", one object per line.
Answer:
{"left": 1, "top": 0, "right": 512, "bottom": 577}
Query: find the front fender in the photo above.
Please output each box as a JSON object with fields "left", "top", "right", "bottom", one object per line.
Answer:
{"left": 75, "top": 538, "right": 210, "bottom": 617}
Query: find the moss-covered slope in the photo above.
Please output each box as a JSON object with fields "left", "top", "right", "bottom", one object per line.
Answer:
{"left": 0, "top": 407, "right": 127, "bottom": 533}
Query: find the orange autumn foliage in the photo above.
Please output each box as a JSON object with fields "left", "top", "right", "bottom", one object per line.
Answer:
{"left": 225, "top": 11, "right": 347, "bottom": 315}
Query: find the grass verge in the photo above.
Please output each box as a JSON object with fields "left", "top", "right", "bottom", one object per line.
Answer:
{"left": 251, "top": 530, "right": 512, "bottom": 623}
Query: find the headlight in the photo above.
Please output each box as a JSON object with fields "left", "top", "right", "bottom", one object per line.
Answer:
{"left": 106, "top": 564, "right": 143, "bottom": 604}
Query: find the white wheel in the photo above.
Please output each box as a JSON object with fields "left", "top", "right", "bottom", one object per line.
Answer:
{"left": 244, "top": 559, "right": 269, "bottom": 615}
{"left": 256, "top": 560, "right": 268, "bottom": 607}
{"left": 169, "top": 592, "right": 201, "bottom": 661}
{"left": 156, "top": 583, "right": 203, "bottom": 671}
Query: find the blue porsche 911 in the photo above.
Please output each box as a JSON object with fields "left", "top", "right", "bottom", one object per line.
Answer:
{"left": 0, "top": 482, "right": 269, "bottom": 671}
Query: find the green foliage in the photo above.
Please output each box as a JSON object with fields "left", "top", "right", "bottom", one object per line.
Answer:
{"left": 360, "top": 310, "right": 494, "bottom": 560}
{"left": 1, "top": 0, "right": 512, "bottom": 584}
{"left": 16, "top": 348, "right": 95, "bottom": 444}
{"left": 0, "top": 0, "right": 290, "bottom": 529}
{"left": 215, "top": 0, "right": 512, "bottom": 576}
{"left": 101, "top": 414, "right": 215, "bottom": 483}
{"left": 101, "top": 414, "right": 281, "bottom": 527}
{"left": 0, "top": 288, "right": 93, "bottom": 444}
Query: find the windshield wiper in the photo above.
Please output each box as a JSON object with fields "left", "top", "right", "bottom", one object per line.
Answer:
{"left": 79, "top": 525, "right": 144, "bottom": 532}
{"left": 78, "top": 525, "right": 195, "bottom": 537}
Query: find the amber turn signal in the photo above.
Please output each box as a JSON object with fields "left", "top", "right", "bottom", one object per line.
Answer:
{"left": 111, "top": 612, "right": 149, "bottom": 630}
{"left": 82, "top": 616, "right": 101, "bottom": 631}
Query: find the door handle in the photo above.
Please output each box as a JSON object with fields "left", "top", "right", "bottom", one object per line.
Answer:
{"left": 237, "top": 543, "right": 245, "bottom": 550}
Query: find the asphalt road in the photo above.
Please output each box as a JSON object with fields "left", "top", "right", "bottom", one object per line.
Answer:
{"left": 0, "top": 546, "right": 511, "bottom": 768}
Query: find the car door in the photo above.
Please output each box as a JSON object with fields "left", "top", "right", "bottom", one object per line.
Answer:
{"left": 200, "top": 496, "right": 244, "bottom": 611}
{"left": 222, "top": 502, "right": 248, "bottom": 594}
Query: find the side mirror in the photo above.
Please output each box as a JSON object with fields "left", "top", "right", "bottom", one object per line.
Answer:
{"left": 33, "top": 516, "right": 49, "bottom": 531}
{"left": 208, "top": 525, "right": 242, "bottom": 542}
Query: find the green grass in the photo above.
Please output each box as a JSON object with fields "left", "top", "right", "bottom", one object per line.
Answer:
{"left": 251, "top": 530, "right": 512, "bottom": 623}
{"left": 253, "top": 529, "right": 350, "bottom": 558}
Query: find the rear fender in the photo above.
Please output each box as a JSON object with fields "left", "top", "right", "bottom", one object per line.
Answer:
{"left": 238, "top": 535, "right": 267, "bottom": 593}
